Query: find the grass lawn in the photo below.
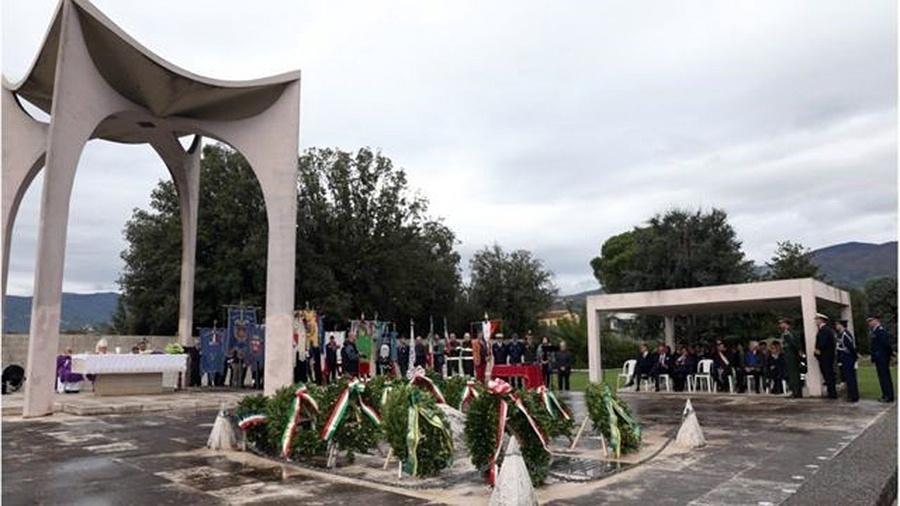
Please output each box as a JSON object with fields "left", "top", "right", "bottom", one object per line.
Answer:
{"left": 567, "top": 364, "right": 897, "bottom": 401}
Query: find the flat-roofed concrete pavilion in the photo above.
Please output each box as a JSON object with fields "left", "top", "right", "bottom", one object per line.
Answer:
{"left": 2, "top": 0, "right": 300, "bottom": 416}
{"left": 586, "top": 278, "right": 853, "bottom": 397}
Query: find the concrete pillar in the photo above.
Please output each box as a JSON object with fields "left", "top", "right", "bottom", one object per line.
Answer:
{"left": 1, "top": 85, "right": 47, "bottom": 301}
{"left": 799, "top": 280, "right": 823, "bottom": 397}
{"left": 22, "top": 1, "right": 131, "bottom": 417}
{"left": 587, "top": 306, "right": 602, "bottom": 383}
{"left": 664, "top": 315, "right": 675, "bottom": 348}
{"left": 207, "top": 81, "right": 300, "bottom": 395}
{"left": 152, "top": 135, "right": 201, "bottom": 346}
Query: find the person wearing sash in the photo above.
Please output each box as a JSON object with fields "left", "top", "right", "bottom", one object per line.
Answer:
{"left": 779, "top": 317, "right": 804, "bottom": 398}
{"left": 835, "top": 319, "right": 859, "bottom": 402}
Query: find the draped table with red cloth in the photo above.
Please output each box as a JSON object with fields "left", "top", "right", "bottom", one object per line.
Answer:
{"left": 490, "top": 364, "right": 544, "bottom": 388}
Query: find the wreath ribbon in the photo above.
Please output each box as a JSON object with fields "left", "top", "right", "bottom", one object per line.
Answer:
{"left": 600, "top": 383, "right": 641, "bottom": 458}
{"left": 320, "top": 379, "right": 381, "bottom": 442}
{"left": 280, "top": 385, "right": 320, "bottom": 459}
{"left": 238, "top": 414, "right": 267, "bottom": 431}
{"left": 403, "top": 389, "right": 454, "bottom": 476}
{"left": 459, "top": 379, "right": 480, "bottom": 411}
{"left": 485, "top": 379, "right": 550, "bottom": 486}
{"left": 535, "top": 385, "right": 570, "bottom": 420}
{"left": 409, "top": 367, "right": 446, "bottom": 404}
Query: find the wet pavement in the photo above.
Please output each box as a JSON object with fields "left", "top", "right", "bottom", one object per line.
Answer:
{"left": 545, "top": 392, "right": 894, "bottom": 505}
{"left": 2, "top": 391, "right": 893, "bottom": 505}
{"left": 2, "top": 409, "right": 429, "bottom": 505}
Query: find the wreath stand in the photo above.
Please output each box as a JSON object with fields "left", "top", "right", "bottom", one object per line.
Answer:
{"left": 568, "top": 416, "right": 609, "bottom": 457}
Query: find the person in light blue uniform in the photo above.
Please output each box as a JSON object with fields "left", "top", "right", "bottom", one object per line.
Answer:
{"left": 835, "top": 319, "right": 858, "bottom": 402}
{"left": 867, "top": 316, "right": 895, "bottom": 403}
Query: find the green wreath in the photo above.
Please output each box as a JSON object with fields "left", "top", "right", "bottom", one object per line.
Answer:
{"left": 442, "top": 375, "right": 472, "bottom": 409}
{"left": 236, "top": 393, "right": 271, "bottom": 452}
{"left": 584, "top": 382, "right": 641, "bottom": 457}
{"left": 382, "top": 384, "right": 454, "bottom": 477}
{"left": 464, "top": 391, "right": 552, "bottom": 486}
{"left": 520, "top": 389, "right": 574, "bottom": 440}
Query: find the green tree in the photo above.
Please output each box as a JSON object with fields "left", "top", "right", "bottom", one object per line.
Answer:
{"left": 865, "top": 276, "right": 897, "bottom": 337}
{"left": 115, "top": 144, "right": 462, "bottom": 334}
{"left": 294, "top": 147, "right": 461, "bottom": 325}
{"left": 591, "top": 208, "right": 753, "bottom": 293}
{"left": 766, "top": 240, "right": 823, "bottom": 280}
{"left": 590, "top": 208, "right": 760, "bottom": 343}
{"left": 468, "top": 244, "right": 557, "bottom": 332}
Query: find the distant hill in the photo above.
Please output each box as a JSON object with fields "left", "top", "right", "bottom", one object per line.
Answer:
{"left": 2, "top": 292, "right": 119, "bottom": 333}
{"left": 812, "top": 241, "right": 897, "bottom": 288}
{"left": 553, "top": 287, "right": 603, "bottom": 310}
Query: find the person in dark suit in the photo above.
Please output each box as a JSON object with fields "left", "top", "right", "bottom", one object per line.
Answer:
{"left": 341, "top": 334, "right": 360, "bottom": 377}
{"left": 813, "top": 313, "right": 837, "bottom": 399}
{"left": 671, "top": 345, "right": 695, "bottom": 391}
{"left": 712, "top": 340, "right": 734, "bottom": 392}
{"left": 742, "top": 341, "right": 764, "bottom": 394}
{"left": 767, "top": 341, "right": 786, "bottom": 394}
{"left": 835, "top": 319, "right": 859, "bottom": 402}
{"left": 555, "top": 340, "right": 573, "bottom": 391}
{"left": 325, "top": 336, "right": 339, "bottom": 384}
{"left": 397, "top": 336, "right": 411, "bottom": 377}
{"left": 649, "top": 343, "right": 672, "bottom": 391}
{"left": 780, "top": 317, "right": 804, "bottom": 398}
{"left": 492, "top": 334, "right": 509, "bottom": 367}
{"left": 867, "top": 316, "right": 895, "bottom": 403}
{"left": 631, "top": 343, "right": 655, "bottom": 391}
{"left": 413, "top": 336, "right": 428, "bottom": 368}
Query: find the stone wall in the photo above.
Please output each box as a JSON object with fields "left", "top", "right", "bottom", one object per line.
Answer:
{"left": 1, "top": 334, "right": 179, "bottom": 369}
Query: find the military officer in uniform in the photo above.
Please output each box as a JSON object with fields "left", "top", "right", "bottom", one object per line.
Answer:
{"left": 779, "top": 317, "right": 804, "bottom": 398}
{"left": 867, "top": 316, "right": 895, "bottom": 403}
{"left": 835, "top": 319, "right": 859, "bottom": 402}
{"left": 813, "top": 313, "right": 837, "bottom": 399}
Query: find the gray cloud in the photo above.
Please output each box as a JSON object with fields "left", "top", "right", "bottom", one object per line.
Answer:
{"left": 4, "top": 0, "right": 896, "bottom": 296}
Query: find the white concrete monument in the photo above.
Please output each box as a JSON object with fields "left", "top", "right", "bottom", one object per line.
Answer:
{"left": 675, "top": 399, "right": 706, "bottom": 449}
{"left": 2, "top": 0, "right": 301, "bottom": 416}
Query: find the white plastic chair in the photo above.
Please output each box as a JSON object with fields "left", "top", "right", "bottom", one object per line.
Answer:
{"left": 617, "top": 359, "right": 637, "bottom": 390}
{"left": 657, "top": 373, "right": 672, "bottom": 392}
{"left": 693, "top": 359, "right": 714, "bottom": 393}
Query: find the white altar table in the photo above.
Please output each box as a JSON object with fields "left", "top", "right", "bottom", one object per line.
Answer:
{"left": 71, "top": 354, "right": 187, "bottom": 396}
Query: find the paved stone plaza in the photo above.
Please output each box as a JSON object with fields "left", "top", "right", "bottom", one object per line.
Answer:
{"left": 2, "top": 391, "right": 895, "bottom": 505}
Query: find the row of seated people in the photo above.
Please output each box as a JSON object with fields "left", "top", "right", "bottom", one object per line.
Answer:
{"left": 626, "top": 339, "right": 790, "bottom": 393}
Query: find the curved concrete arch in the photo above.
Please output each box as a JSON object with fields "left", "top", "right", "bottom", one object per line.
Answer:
{"left": 2, "top": 0, "right": 300, "bottom": 416}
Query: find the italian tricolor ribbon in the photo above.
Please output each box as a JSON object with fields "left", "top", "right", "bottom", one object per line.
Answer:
{"left": 485, "top": 379, "right": 550, "bottom": 486}
{"left": 238, "top": 414, "right": 267, "bottom": 430}
{"left": 408, "top": 367, "right": 446, "bottom": 404}
{"left": 403, "top": 389, "right": 454, "bottom": 476}
{"left": 535, "top": 385, "right": 570, "bottom": 420}
{"left": 320, "top": 379, "right": 381, "bottom": 442}
{"left": 459, "top": 379, "right": 480, "bottom": 411}
{"left": 280, "top": 385, "right": 319, "bottom": 459}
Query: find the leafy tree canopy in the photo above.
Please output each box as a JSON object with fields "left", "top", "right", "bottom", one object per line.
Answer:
{"left": 115, "top": 144, "right": 461, "bottom": 334}
{"left": 766, "top": 240, "right": 823, "bottom": 281}
{"left": 468, "top": 244, "right": 558, "bottom": 332}
{"left": 591, "top": 208, "right": 754, "bottom": 293}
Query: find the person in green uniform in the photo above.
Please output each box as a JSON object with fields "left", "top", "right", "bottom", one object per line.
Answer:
{"left": 779, "top": 317, "right": 803, "bottom": 398}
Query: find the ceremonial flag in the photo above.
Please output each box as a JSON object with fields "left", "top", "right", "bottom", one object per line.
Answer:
{"left": 226, "top": 306, "right": 257, "bottom": 354}
{"left": 200, "top": 327, "right": 226, "bottom": 375}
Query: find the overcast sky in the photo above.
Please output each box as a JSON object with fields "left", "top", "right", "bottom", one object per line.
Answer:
{"left": 3, "top": 0, "right": 897, "bottom": 297}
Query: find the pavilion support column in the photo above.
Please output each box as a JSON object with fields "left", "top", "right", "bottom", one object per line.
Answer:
{"left": 152, "top": 135, "right": 202, "bottom": 346}
{"left": 22, "top": 0, "right": 132, "bottom": 417}
{"left": 800, "top": 280, "right": 823, "bottom": 397}
{"left": 587, "top": 306, "right": 602, "bottom": 383}
{"left": 664, "top": 316, "right": 675, "bottom": 348}
{"left": 206, "top": 80, "right": 300, "bottom": 396}
{"left": 1, "top": 85, "right": 47, "bottom": 302}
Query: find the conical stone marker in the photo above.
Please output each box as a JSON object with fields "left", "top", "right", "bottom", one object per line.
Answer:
{"left": 207, "top": 403, "right": 237, "bottom": 451}
{"left": 675, "top": 398, "right": 706, "bottom": 449}
{"left": 489, "top": 435, "right": 539, "bottom": 506}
